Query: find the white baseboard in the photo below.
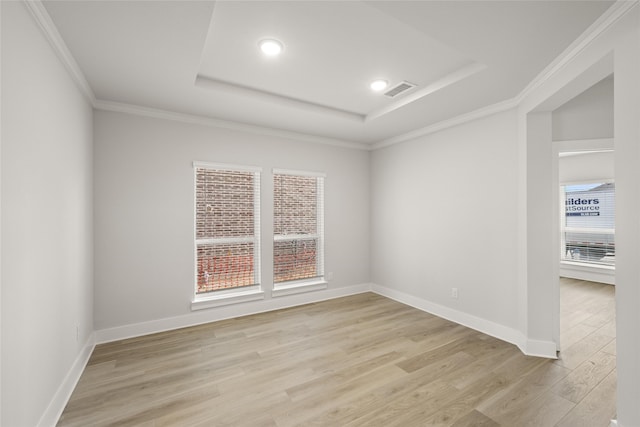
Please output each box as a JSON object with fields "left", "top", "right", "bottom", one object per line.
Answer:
{"left": 523, "top": 337, "right": 559, "bottom": 358}
{"left": 47, "top": 282, "right": 559, "bottom": 426}
{"left": 37, "top": 333, "right": 96, "bottom": 427}
{"left": 93, "top": 283, "right": 554, "bottom": 357}
{"left": 371, "top": 283, "right": 557, "bottom": 359}
{"left": 95, "top": 283, "right": 373, "bottom": 344}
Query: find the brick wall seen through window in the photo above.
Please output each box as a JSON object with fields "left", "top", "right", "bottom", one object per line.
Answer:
{"left": 195, "top": 166, "right": 260, "bottom": 293}
{"left": 273, "top": 172, "right": 324, "bottom": 284}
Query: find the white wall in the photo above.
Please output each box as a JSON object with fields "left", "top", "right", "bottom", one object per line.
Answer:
{"left": 559, "top": 151, "right": 614, "bottom": 183}
{"left": 552, "top": 75, "right": 614, "bottom": 141}
{"left": 553, "top": 73, "right": 614, "bottom": 186}
{"left": 517, "top": 5, "right": 639, "bottom": 424}
{"left": 1, "top": 2, "right": 94, "bottom": 426}
{"left": 93, "top": 110, "right": 370, "bottom": 334}
{"left": 611, "top": 12, "right": 640, "bottom": 424}
{"left": 371, "top": 109, "right": 520, "bottom": 343}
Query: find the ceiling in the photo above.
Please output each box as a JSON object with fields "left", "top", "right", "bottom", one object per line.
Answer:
{"left": 42, "top": 0, "right": 616, "bottom": 147}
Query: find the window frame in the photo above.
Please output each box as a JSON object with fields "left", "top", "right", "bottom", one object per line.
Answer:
{"left": 272, "top": 168, "right": 327, "bottom": 297}
{"left": 559, "top": 179, "right": 615, "bottom": 269}
{"left": 191, "top": 161, "right": 264, "bottom": 310}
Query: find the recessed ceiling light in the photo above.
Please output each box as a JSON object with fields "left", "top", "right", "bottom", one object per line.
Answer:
{"left": 370, "top": 79, "right": 388, "bottom": 92}
{"left": 259, "top": 39, "right": 283, "bottom": 56}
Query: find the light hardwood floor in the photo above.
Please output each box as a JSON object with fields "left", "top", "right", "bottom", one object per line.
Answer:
{"left": 58, "top": 279, "right": 615, "bottom": 426}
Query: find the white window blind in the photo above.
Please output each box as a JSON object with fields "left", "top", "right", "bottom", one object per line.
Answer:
{"left": 194, "top": 163, "right": 261, "bottom": 294}
{"left": 561, "top": 182, "right": 615, "bottom": 267}
{"left": 273, "top": 170, "right": 325, "bottom": 285}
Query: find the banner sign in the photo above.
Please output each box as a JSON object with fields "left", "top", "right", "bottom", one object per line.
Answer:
{"left": 565, "top": 197, "right": 600, "bottom": 217}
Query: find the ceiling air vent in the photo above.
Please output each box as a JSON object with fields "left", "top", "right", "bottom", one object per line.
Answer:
{"left": 384, "top": 81, "right": 416, "bottom": 98}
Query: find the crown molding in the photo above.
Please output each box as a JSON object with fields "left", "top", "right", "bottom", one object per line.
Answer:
{"left": 24, "top": 0, "right": 370, "bottom": 151}
{"left": 370, "top": 0, "right": 637, "bottom": 151}
{"left": 516, "top": 0, "right": 637, "bottom": 104}
{"left": 23, "top": 0, "right": 96, "bottom": 105}
{"left": 24, "top": 0, "right": 636, "bottom": 152}
{"left": 93, "top": 100, "right": 371, "bottom": 151}
{"left": 372, "top": 97, "right": 518, "bottom": 150}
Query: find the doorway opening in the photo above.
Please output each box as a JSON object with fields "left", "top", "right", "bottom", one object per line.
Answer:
{"left": 550, "top": 75, "right": 616, "bottom": 423}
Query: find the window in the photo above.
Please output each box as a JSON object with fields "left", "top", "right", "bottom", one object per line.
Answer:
{"left": 561, "top": 182, "right": 615, "bottom": 267}
{"left": 194, "top": 163, "right": 261, "bottom": 295}
{"left": 273, "top": 170, "right": 325, "bottom": 288}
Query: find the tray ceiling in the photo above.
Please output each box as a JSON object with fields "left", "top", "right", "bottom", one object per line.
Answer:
{"left": 42, "top": 0, "right": 615, "bottom": 146}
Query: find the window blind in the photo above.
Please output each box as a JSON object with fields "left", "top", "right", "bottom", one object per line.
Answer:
{"left": 273, "top": 170, "right": 325, "bottom": 284}
{"left": 195, "top": 165, "right": 261, "bottom": 293}
{"left": 561, "top": 182, "right": 615, "bottom": 266}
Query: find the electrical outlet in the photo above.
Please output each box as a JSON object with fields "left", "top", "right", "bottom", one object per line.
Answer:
{"left": 327, "top": 272, "right": 334, "bottom": 281}
{"left": 451, "top": 288, "right": 458, "bottom": 299}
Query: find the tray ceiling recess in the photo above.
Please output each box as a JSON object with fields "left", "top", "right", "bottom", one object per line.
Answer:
{"left": 195, "top": 1, "right": 486, "bottom": 123}
{"left": 41, "top": 0, "right": 617, "bottom": 145}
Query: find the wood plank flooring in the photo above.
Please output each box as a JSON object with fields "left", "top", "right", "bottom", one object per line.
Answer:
{"left": 58, "top": 279, "right": 615, "bottom": 426}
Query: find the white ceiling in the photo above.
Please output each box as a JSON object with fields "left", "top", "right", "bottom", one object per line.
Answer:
{"left": 42, "top": 0, "right": 615, "bottom": 147}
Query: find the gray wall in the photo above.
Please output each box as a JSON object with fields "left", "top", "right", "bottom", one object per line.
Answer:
{"left": 1, "top": 2, "right": 94, "bottom": 425}
{"left": 553, "top": 76, "right": 614, "bottom": 141}
{"left": 93, "top": 110, "right": 371, "bottom": 331}
{"left": 371, "top": 109, "right": 520, "bottom": 332}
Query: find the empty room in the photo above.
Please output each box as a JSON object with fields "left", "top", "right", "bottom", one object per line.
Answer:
{"left": 2, "top": 1, "right": 640, "bottom": 426}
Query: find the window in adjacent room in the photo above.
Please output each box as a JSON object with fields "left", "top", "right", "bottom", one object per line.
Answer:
{"left": 273, "top": 169, "right": 325, "bottom": 292}
{"left": 194, "top": 163, "right": 261, "bottom": 295}
{"left": 561, "top": 182, "right": 615, "bottom": 267}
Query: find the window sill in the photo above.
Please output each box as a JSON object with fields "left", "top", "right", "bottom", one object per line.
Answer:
{"left": 272, "top": 280, "right": 328, "bottom": 297}
{"left": 561, "top": 260, "right": 615, "bottom": 271}
{"left": 560, "top": 260, "right": 615, "bottom": 285}
{"left": 191, "top": 289, "right": 265, "bottom": 311}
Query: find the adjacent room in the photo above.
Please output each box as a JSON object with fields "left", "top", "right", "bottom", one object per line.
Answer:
{"left": 555, "top": 74, "right": 617, "bottom": 426}
{"left": 2, "top": 1, "right": 640, "bottom": 426}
